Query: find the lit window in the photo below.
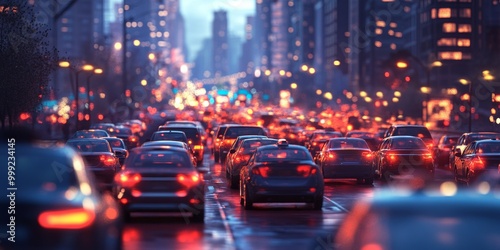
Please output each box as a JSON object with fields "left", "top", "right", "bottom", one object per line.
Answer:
{"left": 442, "top": 23, "right": 456, "bottom": 32}
{"left": 458, "top": 24, "right": 472, "bottom": 33}
{"left": 438, "top": 8, "right": 452, "bottom": 18}
{"left": 375, "top": 41, "right": 382, "bottom": 47}
{"left": 345, "top": 32, "right": 350, "bottom": 37}
{"left": 395, "top": 32, "right": 403, "bottom": 38}
{"left": 460, "top": 8, "right": 471, "bottom": 17}
{"left": 438, "top": 51, "right": 463, "bottom": 60}
{"left": 376, "top": 20, "right": 386, "bottom": 27}
{"left": 390, "top": 22, "right": 397, "bottom": 28}
{"left": 375, "top": 28, "right": 383, "bottom": 35}
{"left": 457, "top": 38, "right": 470, "bottom": 47}
{"left": 437, "top": 38, "right": 456, "bottom": 46}
{"left": 390, "top": 43, "right": 397, "bottom": 50}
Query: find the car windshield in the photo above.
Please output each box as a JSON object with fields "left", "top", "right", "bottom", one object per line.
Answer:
{"left": 152, "top": 132, "right": 186, "bottom": 141}
{"left": 394, "top": 127, "right": 432, "bottom": 138}
{"left": 106, "top": 139, "right": 125, "bottom": 149}
{"left": 329, "top": 139, "right": 369, "bottom": 149}
{"left": 225, "top": 127, "right": 266, "bottom": 139}
{"left": 391, "top": 138, "right": 427, "bottom": 149}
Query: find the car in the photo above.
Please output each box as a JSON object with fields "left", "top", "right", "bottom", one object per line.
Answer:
{"left": 0, "top": 130, "right": 122, "bottom": 249}
{"left": 239, "top": 139, "right": 324, "bottom": 210}
{"left": 450, "top": 132, "right": 500, "bottom": 171}
{"left": 335, "top": 189, "right": 500, "bottom": 250}
{"left": 66, "top": 138, "right": 121, "bottom": 192}
{"left": 150, "top": 130, "right": 188, "bottom": 143}
{"left": 212, "top": 123, "right": 238, "bottom": 163}
{"left": 223, "top": 134, "right": 268, "bottom": 167}
{"left": 306, "top": 130, "right": 343, "bottom": 157}
{"left": 109, "top": 126, "right": 140, "bottom": 149}
{"left": 164, "top": 120, "right": 208, "bottom": 145}
{"left": 142, "top": 140, "right": 198, "bottom": 166}
{"left": 454, "top": 139, "right": 500, "bottom": 185}
{"left": 315, "top": 138, "right": 374, "bottom": 184}
{"left": 345, "top": 130, "right": 379, "bottom": 151}
{"left": 70, "top": 129, "right": 110, "bottom": 139}
{"left": 434, "top": 134, "right": 460, "bottom": 168}
{"left": 159, "top": 124, "right": 205, "bottom": 166}
{"left": 102, "top": 137, "right": 128, "bottom": 165}
{"left": 219, "top": 125, "right": 267, "bottom": 164}
{"left": 374, "top": 136, "right": 434, "bottom": 182}
{"left": 226, "top": 137, "right": 278, "bottom": 189}
{"left": 383, "top": 124, "right": 434, "bottom": 150}
{"left": 114, "top": 146, "right": 205, "bottom": 222}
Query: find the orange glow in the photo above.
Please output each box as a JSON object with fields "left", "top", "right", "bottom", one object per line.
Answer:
{"left": 177, "top": 173, "right": 200, "bottom": 188}
{"left": 384, "top": 72, "right": 390, "bottom": 78}
{"left": 38, "top": 208, "right": 95, "bottom": 229}
{"left": 105, "top": 207, "right": 118, "bottom": 220}
{"left": 84, "top": 114, "right": 90, "bottom": 121}
{"left": 297, "top": 165, "right": 312, "bottom": 177}
{"left": 125, "top": 89, "right": 131, "bottom": 97}
{"left": 175, "top": 190, "right": 188, "bottom": 197}
{"left": 120, "top": 198, "right": 128, "bottom": 204}
{"left": 115, "top": 172, "right": 141, "bottom": 187}
{"left": 176, "top": 230, "right": 201, "bottom": 243}
{"left": 131, "top": 190, "right": 142, "bottom": 197}
{"left": 97, "top": 114, "right": 104, "bottom": 120}
{"left": 361, "top": 243, "right": 384, "bottom": 250}
{"left": 122, "top": 228, "right": 140, "bottom": 242}
{"left": 19, "top": 113, "right": 30, "bottom": 120}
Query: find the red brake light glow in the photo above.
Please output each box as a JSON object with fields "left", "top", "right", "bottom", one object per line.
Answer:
{"left": 362, "top": 152, "right": 373, "bottom": 159}
{"left": 177, "top": 173, "right": 200, "bottom": 188}
{"left": 100, "top": 155, "right": 116, "bottom": 166}
{"left": 38, "top": 208, "right": 95, "bottom": 229}
{"left": 115, "top": 172, "right": 141, "bottom": 187}
{"left": 387, "top": 153, "right": 398, "bottom": 162}
{"left": 252, "top": 166, "right": 270, "bottom": 178}
{"left": 296, "top": 165, "right": 317, "bottom": 177}
{"left": 472, "top": 157, "right": 485, "bottom": 170}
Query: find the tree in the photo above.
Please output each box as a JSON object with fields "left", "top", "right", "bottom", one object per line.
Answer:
{"left": 0, "top": 0, "right": 58, "bottom": 129}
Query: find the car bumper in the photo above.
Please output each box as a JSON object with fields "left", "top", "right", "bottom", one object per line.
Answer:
{"left": 323, "top": 163, "right": 374, "bottom": 179}
{"left": 247, "top": 185, "right": 323, "bottom": 203}
{"left": 117, "top": 189, "right": 204, "bottom": 212}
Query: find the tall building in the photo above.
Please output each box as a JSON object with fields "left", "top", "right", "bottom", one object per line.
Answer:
{"left": 347, "top": 0, "right": 367, "bottom": 94}
{"left": 192, "top": 38, "right": 213, "bottom": 80}
{"left": 212, "top": 10, "right": 229, "bottom": 77}
{"left": 254, "top": 0, "right": 274, "bottom": 72}
{"left": 240, "top": 16, "right": 255, "bottom": 77}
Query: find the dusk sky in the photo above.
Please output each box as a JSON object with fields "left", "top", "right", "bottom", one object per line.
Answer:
{"left": 180, "top": 0, "right": 255, "bottom": 61}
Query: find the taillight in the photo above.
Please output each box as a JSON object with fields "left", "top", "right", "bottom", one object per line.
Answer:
{"left": 177, "top": 173, "right": 201, "bottom": 188}
{"left": 362, "top": 152, "right": 373, "bottom": 160}
{"left": 472, "top": 157, "right": 485, "bottom": 170}
{"left": 188, "top": 140, "right": 193, "bottom": 145}
{"left": 193, "top": 145, "right": 203, "bottom": 150}
{"left": 115, "top": 172, "right": 141, "bottom": 187}
{"left": 100, "top": 155, "right": 116, "bottom": 166}
{"left": 129, "top": 136, "right": 138, "bottom": 142}
{"left": 235, "top": 154, "right": 251, "bottom": 164}
{"left": 422, "top": 153, "right": 433, "bottom": 160}
{"left": 386, "top": 153, "right": 398, "bottom": 163}
{"left": 38, "top": 208, "right": 95, "bottom": 229}
{"left": 327, "top": 152, "right": 337, "bottom": 161}
{"left": 296, "top": 165, "right": 317, "bottom": 177}
{"left": 252, "top": 166, "right": 270, "bottom": 178}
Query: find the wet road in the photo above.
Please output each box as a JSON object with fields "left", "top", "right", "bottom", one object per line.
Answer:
{"left": 122, "top": 153, "right": 455, "bottom": 250}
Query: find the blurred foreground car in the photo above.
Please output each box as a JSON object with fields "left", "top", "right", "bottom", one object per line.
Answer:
{"left": 335, "top": 189, "right": 500, "bottom": 250}
{"left": 0, "top": 140, "right": 122, "bottom": 250}
{"left": 66, "top": 138, "right": 121, "bottom": 192}
{"left": 115, "top": 147, "right": 205, "bottom": 222}
{"left": 374, "top": 136, "right": 434, "bottom": 181}
{"left": 454, "top": 139, "right": 500, "bottom": 185}
{"left": 316, "top": 138, "right": 374, "bottom": 184}
{"left": 239, "top": 140, "right": 324, "bottom": 210}
{"left": 70, "top": 129, "right": 109, "bottom": 139}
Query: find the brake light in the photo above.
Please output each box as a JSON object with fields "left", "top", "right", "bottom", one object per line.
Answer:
{"left": 129, "top": 136, "right": 138, "bottom": 142}
{"left": 193, "top": 145, "right": 203, "bottom": 150}
{"left": 422, "top": 153, "right": 433, "bottom": 160}
{"left": 188, "top": 140, "right": 193, "bottom": 145}
{"left": 115, "top": 172, "right": 141, "bottom": 187}
{"left": 296, "top": 165, "right": 317, "bottom": 177}
{"left": 327, "top": 152, "right": 337, "bottom": 161}
{"left": 386, "top": 153, "right": 398, "bottom": 163}
{"left": 177, "top": 173, "right": 200, "bottom": 188}
{"left": 362, "top": 152, "right": 373, "bottom": 160}
{"left": 252, "top": 166, "right": 270, "bottom": 178}
{"left": 38, "top": 208, "right": 95, "bottom": 229}
{"left": 100, "top": 155, "right": 116, "bottom": 166}
{"left": 472, "top": 157, "right": 485, "bottom": 170}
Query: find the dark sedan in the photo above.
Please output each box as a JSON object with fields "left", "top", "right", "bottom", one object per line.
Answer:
{"left": 109, "top": 126, "right": 140, "bottom": 149}
{"left": 66, "top": 138, "right": 121, "bottom": 191}
{"left": 306, "top": 130, "right": 343, "bottom": 158}
{"left": 226, "top": 137, "right": 278, "bottom": 189}
{"left": 223, "top": 134, "right": 268, "bottom": 167}
{"left": 374, "top": 136, "right": 434, "bottom": 182}
{"left": 335, "top": 189, "right": 500, "bottom": 250}
{"left": 141, "top": 140, "right": 198, "bottom": 167}
{"left": 115, "top": 146, "right": 205, "bottom": 222}
{"left": 316, "top": 138, "right": 374, "bottom": 184}
{"left": 0, "top": 141, "right": 122, "bottom": 250}
{"left": 454, "top": 139, "right": 500, "bottom": 185}
{"left": 239, "top": 139, "right": 324, "bottom": 210}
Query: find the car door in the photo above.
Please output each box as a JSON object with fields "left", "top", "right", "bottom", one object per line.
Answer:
{"left": 460, "top": 144, "right": 476, "bottom": 179}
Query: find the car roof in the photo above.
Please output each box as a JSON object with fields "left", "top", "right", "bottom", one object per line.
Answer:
{"left": 67, "top": 138, "right": 109, "bottom": 142}
{"left": 131, "top": 145, "right": 188, "bottom": 153}
{"left": 257, "top": 144, "right": 307, "bottom": 151}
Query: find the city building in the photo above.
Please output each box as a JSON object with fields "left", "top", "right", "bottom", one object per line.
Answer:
{"left": 212, "top": 10, "right": 229, "bottom": 77}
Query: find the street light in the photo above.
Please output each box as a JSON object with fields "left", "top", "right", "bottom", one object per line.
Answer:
{"left": 86, "top": 68, "right": 103, "bottom": 125}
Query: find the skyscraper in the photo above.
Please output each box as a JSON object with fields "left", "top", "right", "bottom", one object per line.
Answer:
{"left": 212, "top": 10, "right": 229, "bottom": 77}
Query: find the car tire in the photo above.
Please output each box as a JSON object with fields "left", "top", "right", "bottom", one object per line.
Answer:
{"left": 191, "top": 209, "right": 205, "bottom": 223}
{"left": 312, "top": 198, "right": 323, "bottom": 210}
{"left": 243, "top": 185, "right": 253, "bottom": 210}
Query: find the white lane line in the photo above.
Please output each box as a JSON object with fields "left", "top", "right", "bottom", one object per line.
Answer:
{"left": 323, "top": 196, "right": 350, "bottom": 213}
{"left": 214, "top": 193, "right": 235, "bottom": 246}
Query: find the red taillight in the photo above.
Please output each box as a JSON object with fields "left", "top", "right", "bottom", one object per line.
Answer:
{"left": 327, "top": 152, "right": 337, "bottom": 161}
{"left": 362, "top": 152, "right": 373, "bottom": 160}
{"left": 38, "top": 208, "right": 95, "bottom": 229}
{"left": 188, "top": 140, "right": 193, "bottom": 145}
{"left": 129, "top": 136, "right": 138, "bottom": 142}
{"left": 296, "top": 165, "right": 317, "bottom": 177}
{"left": 422, "top": 153, "right": 433, "bottom": 160}
{"left": 235, "top": 154, "right": 251, "bottom": 164}
{"left": 472, "top": 157, "right": 485, "bottom": 170}
{"left": 100, "top": 155, "right": 116, "bottom": 166}
{"left": 252, "top": 166, "right": 270, "bottom": 178}
{"left": 386, "top": 153, "right": 398, "bottom": 163}
{"left": 193, "top": 145, "right": 203, "bottom": 150}
{"left": 115, "top": 172, "right": 141, "bottom": 187}
{"left": 177, "top": 173, "right": 200, "bottom": 188}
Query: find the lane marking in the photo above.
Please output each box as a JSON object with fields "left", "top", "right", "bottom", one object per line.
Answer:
{"left": 323, "top": 196, "right": 350, "bottom": 213}
{"left": 214, "top": 189, "right": 236, "bottom": 246}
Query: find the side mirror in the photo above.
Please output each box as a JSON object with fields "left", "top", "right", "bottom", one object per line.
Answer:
{"left": 229, "top": 149, "right": 236, "bottom": 154}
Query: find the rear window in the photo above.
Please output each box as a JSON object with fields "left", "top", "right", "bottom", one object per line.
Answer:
{"left": 67, "top": 140, "right": 112, "bottom": 153}
{"left": 466, "top": 134, "right": 500, "bottom": 144}
{"left": 105, "top": 139, "right": 125, "bottom": 149}
{"left": 225, "top": 127, "right": 266, "bottom": 139}
{"left": 152, "top": 132, "right": 187, "bottom": 142}
{"left": 393, "top": 127, "right": 432, "bottom": 138}
{"left": 391, "top": 138, "right": 427, "bottom": 150}
{"left": 329, "top": 139, "right": 370, "bottom": 149}
{"left": 256, "top": 148, "right": 312, "bottom": 162}
{"left": 165, "top": 127, "right": 200, "bottom": 142}
{"left": 130, "top": 151, "right": 191, "bottom": 168}
{"left": 112, "top": 127, "right": 132, "bottom": 135}
{"left": 242, "top": 139, "right": 278, "bottom": 153}
{"left": 312, "top": 132, "right": 342, "bottom": 140}
{"left": 476, "top": 142, "right": 500, "bottom": 154}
